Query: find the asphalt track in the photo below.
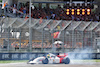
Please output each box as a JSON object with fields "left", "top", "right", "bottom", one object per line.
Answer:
{"left": 0, "top": 62, "right": 100, "bottom": 67}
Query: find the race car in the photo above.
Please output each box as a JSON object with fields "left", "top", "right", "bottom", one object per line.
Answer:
{"left": 28, "top": 53, "right": 70, "bottom": 64}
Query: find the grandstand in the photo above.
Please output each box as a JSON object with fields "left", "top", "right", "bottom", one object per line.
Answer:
{"left": 0, "top": 0, "right": 100, "bottom": 53}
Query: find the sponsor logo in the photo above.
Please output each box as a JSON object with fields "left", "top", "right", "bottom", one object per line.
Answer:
{"left": 82, "top": 54, "right": 89, "bottom": 59}
{"left": 2, "top": 54, "right": 9, "bottom": 59}
{"left": 20, "top": 54, "right": 27, "bottom": 59}
{"left": 12, "top": 54, "right": 19, "bottom": 59}
{"left": 29, "top": 54, "right": 36, "bottom": 59}
{"left": 97, "top": 54, "right": 100, "bottom": 59}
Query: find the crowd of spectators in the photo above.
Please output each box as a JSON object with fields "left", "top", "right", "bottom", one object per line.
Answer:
{"left": 9, "top": 41, "right": 82, "bottom": 50}
{"left": 4, "top": 2, "right": 100, "bottom": 22}
{"left": 0, "top": 41, "right": 82, "bottom": 52}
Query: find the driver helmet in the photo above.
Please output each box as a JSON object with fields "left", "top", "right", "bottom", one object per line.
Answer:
{"left": 47, "top": 54, "right": 50, "bottom": 58}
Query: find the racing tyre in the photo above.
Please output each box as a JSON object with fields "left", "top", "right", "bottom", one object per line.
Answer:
{"left": 42, "top": 58, "right": 48, "bottom": 64}
{"left": 64, "top": 57, "right": 70, "bottom": 64}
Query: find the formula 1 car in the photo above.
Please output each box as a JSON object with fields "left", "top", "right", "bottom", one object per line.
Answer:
{"left": 28, "top": 53, "right": 70, "bottom": 64}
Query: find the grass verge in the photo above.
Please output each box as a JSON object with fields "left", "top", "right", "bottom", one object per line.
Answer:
{"left": 0, "top": 60, "right": 28, "bottom": 63}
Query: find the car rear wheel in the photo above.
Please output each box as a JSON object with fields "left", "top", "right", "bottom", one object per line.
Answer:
{"left": 63, "top": 57, "right": 70, "bottom": 64}
{"left": 42, "top": 58, "right": 48, "bottom": 64}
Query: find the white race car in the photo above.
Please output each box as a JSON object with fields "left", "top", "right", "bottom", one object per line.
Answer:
{"left": 28, "top": 53, "right": 70, "bottom": 64}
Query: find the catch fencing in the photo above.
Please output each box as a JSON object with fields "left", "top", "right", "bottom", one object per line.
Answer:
{"left": 0, "top": 18, "right": 100, "bottom": 53}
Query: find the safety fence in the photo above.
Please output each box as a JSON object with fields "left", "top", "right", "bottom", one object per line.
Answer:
{"left": 0, "top": 18, "right": 100, "bottom": 52}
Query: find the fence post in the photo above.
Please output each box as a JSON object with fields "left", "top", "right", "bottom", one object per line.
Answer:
{"left": 4, "top": 6, "right": 7, "bottom": 17}
{"left": 62, "top": 30, "right": 65, "bottom": 52}
{"left": 82, "top": 31, "right": 84, "bottom": 49}
{"left": 19, "top": 28, "right": 21, "bottom": 51}
{"left": 72, "top": 30, "right": 74, "bottom": 50}
{"left": 29, "top": 0, "right": 32, "bottom": 52}
{"left": 91, "top": 30, "right": 93, "bottom": 48}
{"left": 7, "top": 27, "right": 10, "bottom": 51}
{"left": 52, "top": 30, "right": 54, "bottom": 53}
{"left": 42, "top": 28, "right": 44, "bottom": 52}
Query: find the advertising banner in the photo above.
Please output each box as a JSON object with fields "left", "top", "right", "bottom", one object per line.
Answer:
{"left": 0, "top": 53, "right": 99, "bottom": 60}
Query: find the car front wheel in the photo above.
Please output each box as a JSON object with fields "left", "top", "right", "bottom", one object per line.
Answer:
{"left": 42, "top": 58, "right": 49, "bottom": 64}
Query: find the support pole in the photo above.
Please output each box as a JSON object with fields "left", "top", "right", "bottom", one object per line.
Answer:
{"left": 4, "top": 6, "right": 7, "bottom": 17}
{"left": 42, "top": 28, "right": 44, "bottom": 52}
{"left": 7, "top": 27, "right": 10, "bottom": 51}
{"left": 0, "top": 23, "right": 2, "bottom": 38}
{"left": 29, "top": 0, "right": 32, "bottom": 52}
{"left": 85, "top": 0, "right": 87, "bottom": 6}
{"left": 70, "top": 0, "right": 72, "bottom": 6}
{"left": 91, "top": 30, "right": 93, "bottom": 48}
{"left": 72, "top": 30, "right": 74, "bottom": 50}
{"left": 82, "top": 31, "right": 84, "bottom": 49}
{"left": 94, "top": 31, "right": 96, "bottom": 49}
{"left": 74, "top": 30, "right": 76, "bottom": 49}
{"left": 62, "top": 30, "right": 65, "bottom": 53}
{"left": 52, "top": 30, "right": 54, "bottom": 53}
{"left": 19, "top": 28, "right": 21, "bottom": 51}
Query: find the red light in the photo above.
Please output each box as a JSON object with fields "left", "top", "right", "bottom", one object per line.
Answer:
{"left": 87, "top": 12, "right": 90, "bottom": 15}
{"left": 66, "top": 9, "right": 69, "bottom": 12}
{"left": 87, "top": 9, "right": 90, "bottom": 12}
{"left": 71, "top": 9, "right": 74, "bottom": 12}
{"left": 71, "top": 9, "right": 75, "bottom": 15}
{"left": 77, "top": 12, "right": 80, "bottom": 15}
{"left": 82, "top": 12, "right": 85, "bottom": 15}
{"left": 66, "top": 12, "right": 69, "bottom": 15}
{"left": 72, "top": 12, "right": 74, "bottom": 15}
{"left": 87, "top": 9, "right": 91, "bottom": 15}
{"left": 82, "top": 9, "right": 85, "bottom": 15}
{"left": 77, "top": 9, "right": 80, "bottom": 15}
{"left": 66, "top": 9, "right": 70, "bottom": 15}
{"left": 77, "top": 9, "right": 80, "bottom": 12}
{"left": 82, "top": 9, "right": 85, "bottom": 12}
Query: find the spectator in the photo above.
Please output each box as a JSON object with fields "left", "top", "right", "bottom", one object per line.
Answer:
{"left": 13, "top": 7, "right": 17, "bottom": 16}
{"left": 14, "top": 3, "right": 16, "bottom": 8}
{"left": 22, "top": 7, "right": 27, "bottom": 17}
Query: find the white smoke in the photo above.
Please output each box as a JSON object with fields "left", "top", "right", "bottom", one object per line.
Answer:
{"left": 67, "top": 48, "right": 97, "bottom": 64}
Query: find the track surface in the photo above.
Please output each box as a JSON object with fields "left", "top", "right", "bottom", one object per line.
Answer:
{"left": 0, "top": 62, "right": 100, "bottom": 67}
